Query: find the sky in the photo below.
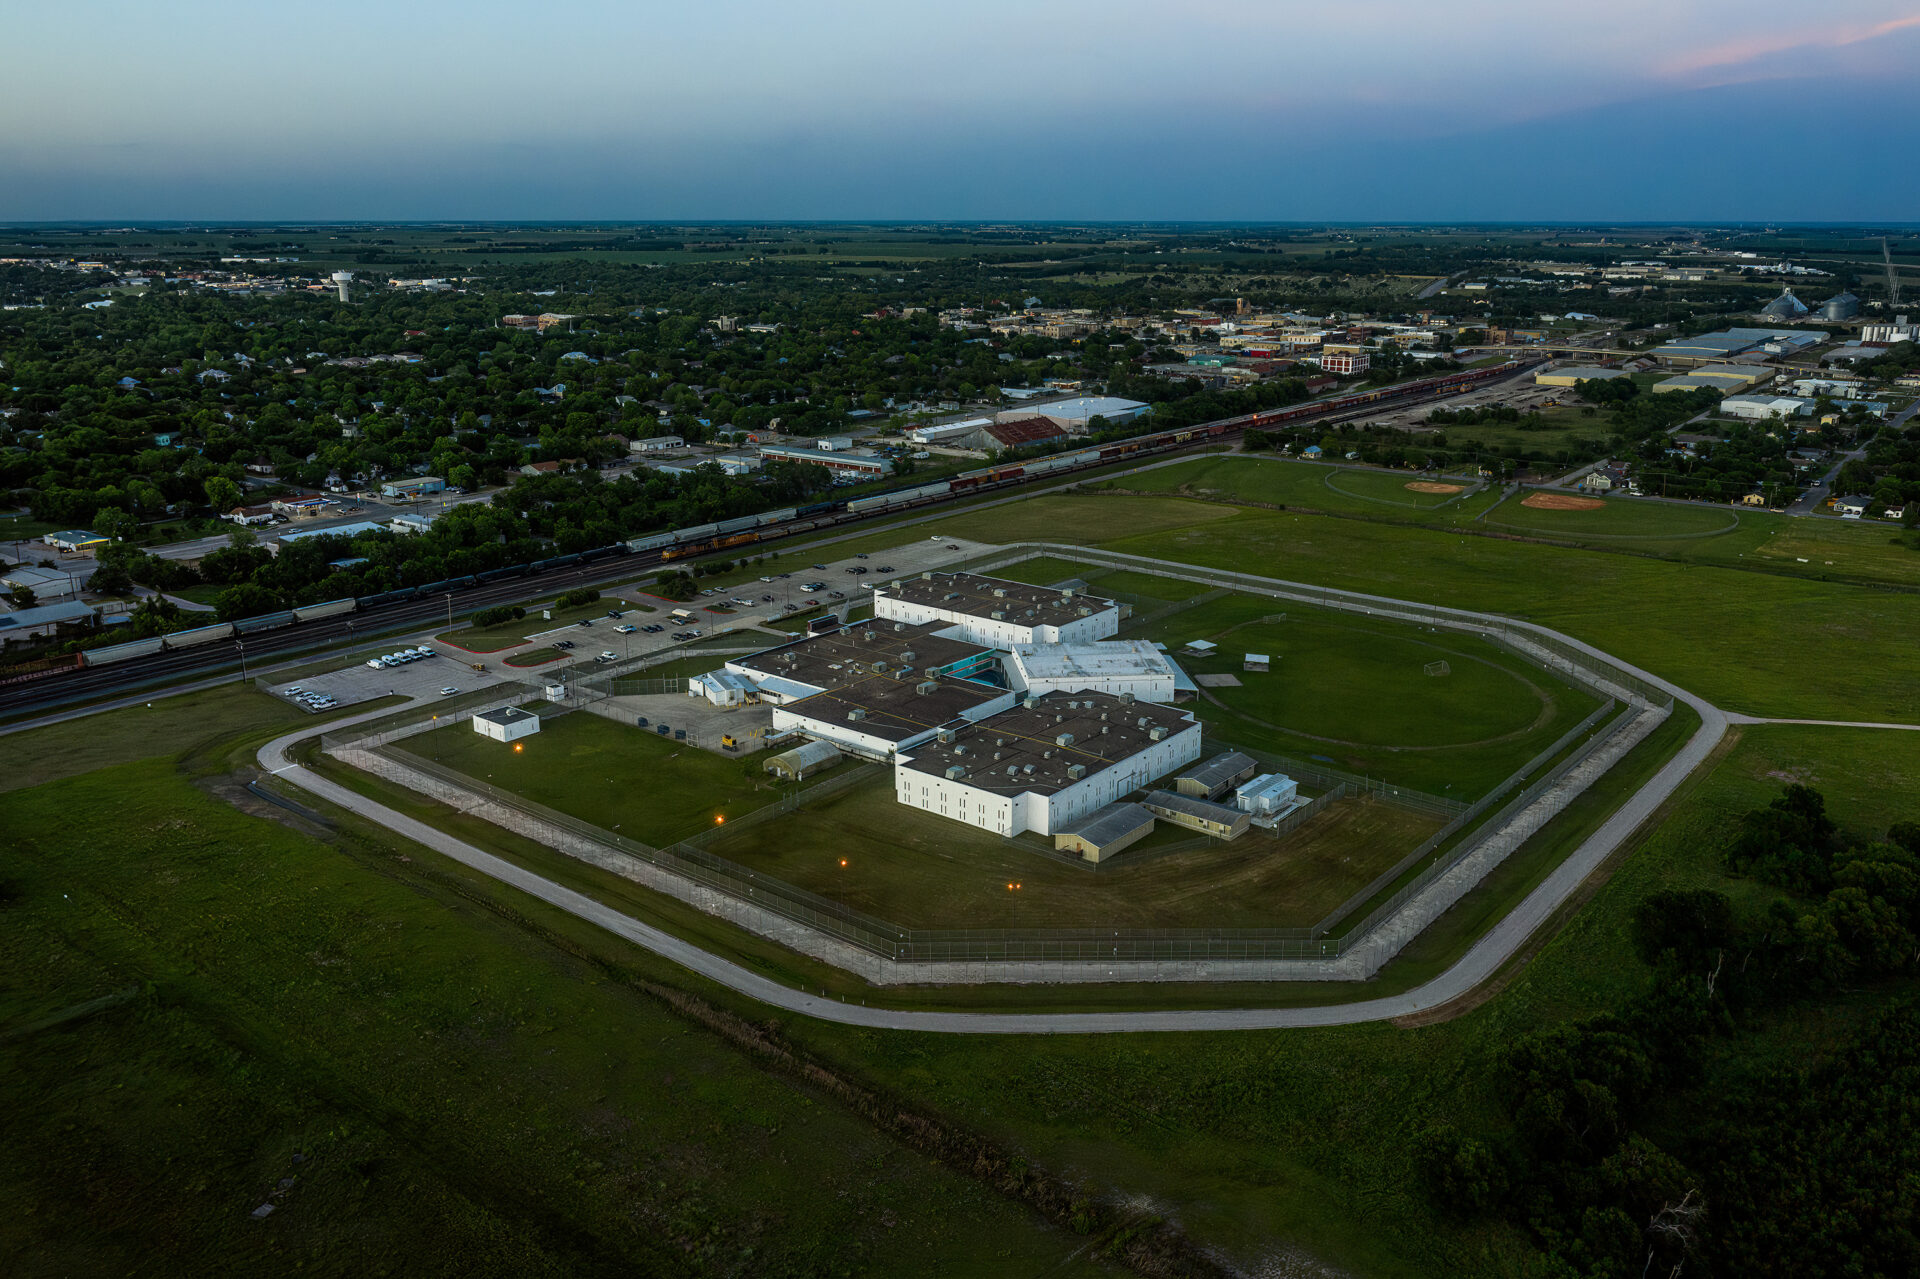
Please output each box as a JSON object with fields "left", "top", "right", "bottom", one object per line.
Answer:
{"left": 4, "top": 0, "right": 1920, "bottom": 221}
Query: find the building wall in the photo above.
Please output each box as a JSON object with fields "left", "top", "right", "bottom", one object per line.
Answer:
{"left": 474, "top": 714, "right": 539, "bottom": 743}
{"left": 893, "top": 719, "right": 1201, "bottom": 837}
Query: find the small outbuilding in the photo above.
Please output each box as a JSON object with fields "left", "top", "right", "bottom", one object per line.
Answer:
{"left": 1243, "top": 653, "right": 1270, "bottom": 672}
{"left": 1142, "top": 790, "right": 1251, "bottom": 841}
{"left": 1174, "top": 751, "right": 1260, "bottom": 800}
{"left": 689, "top": 670, "right": 756, "bottom": 707}
{"left": 473, "top": 706, "right": 541, "bottom": 743}
{"left": 1053, "top": 802, "right": 1158, "bottom": 864}
{"left": 1235, "top": 773, "right": 1301, "bottom": 817}
{"left": 765, "top": 739, "right": 843, "bottom": 781}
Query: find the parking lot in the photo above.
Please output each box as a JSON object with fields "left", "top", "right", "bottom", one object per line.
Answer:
{"left": 268, "top": 647, "right": 504, "bottom": 711}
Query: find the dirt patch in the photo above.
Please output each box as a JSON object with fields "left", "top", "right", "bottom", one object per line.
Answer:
{"left": 1522, "top": 491, "right": 1606, "bottom": 512}
{"left": 1404, "top": 481, "right": 1464, "bottom": 495}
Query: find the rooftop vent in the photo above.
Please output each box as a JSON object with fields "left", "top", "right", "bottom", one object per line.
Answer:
{"left": 1067, "top": 763, "right": 1086, "bottom": 780}
{"left": 1100, "top": 725, "right": 1110, "bottom": 735}
{"left": 942, "top": 591, "right": 960, "bottom": 601}
{"left": 993, "top": 752, "right": 1002, "bottom": 761}
{"left": 1022, "top": 764, "right": 1034, "bottom": 775}
{"left": 954, "top": 743, "right": 967, "bottom": 756}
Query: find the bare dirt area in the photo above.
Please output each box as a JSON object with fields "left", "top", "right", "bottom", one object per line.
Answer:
{"left": 1404, "top": 481, "right": 1464, "bottom": 495}
{"left": 1521, "top": 492, "right": 1606, "bottom": 512}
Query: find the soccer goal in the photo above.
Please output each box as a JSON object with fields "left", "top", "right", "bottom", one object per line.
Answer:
{"left": 1424, "top": 660, "right": 1451, "bottom": 677}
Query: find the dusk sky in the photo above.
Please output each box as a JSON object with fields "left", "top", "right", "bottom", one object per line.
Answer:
{"left": 6, "top": 0, "right": 1920, "bottom": 221}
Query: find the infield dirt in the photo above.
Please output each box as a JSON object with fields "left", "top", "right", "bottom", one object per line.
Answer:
{"left": 1521, "top": 491, "right": 1606, "bottom": 511}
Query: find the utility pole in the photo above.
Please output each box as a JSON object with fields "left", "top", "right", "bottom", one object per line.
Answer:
{"left": 235, "top": 638, "right": 248, "bottom": 682}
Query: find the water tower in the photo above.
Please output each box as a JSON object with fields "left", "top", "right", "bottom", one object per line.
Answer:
{"left": 331, "top": 271, "right": 353, "bottom": 303}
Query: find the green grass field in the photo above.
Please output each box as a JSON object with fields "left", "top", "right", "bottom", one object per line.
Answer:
{"left": 701, "top": 773, "right": 1442, "bottom": 930}
{"left": 1123, "top": 593, "right": 1601, "bottom": 799}
{"left": 402, "top": 709, "right": 816, "bottom": 846}
{"left": 1122, "top": 455, "right": 1475, "bottom": 518}
{"left": 0, "top": 756, "right": 1109, "bottom": 1277}
{"left": 933, "top": 492, "right": 1920, "bottom": 722}
{"left": 769, "top": 720, "right": 1920, "bottom": 1278}
{"left": 1483, "top": 493, "right": 1747, "bottom": 541}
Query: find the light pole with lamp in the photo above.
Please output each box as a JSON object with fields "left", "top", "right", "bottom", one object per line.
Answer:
{"left": 235, "top": 638, "right": 248, "bottom": 683}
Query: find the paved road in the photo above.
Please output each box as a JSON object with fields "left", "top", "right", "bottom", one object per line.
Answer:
{"left": 256, "top": 608, "right": 1733, "bottom": 1034}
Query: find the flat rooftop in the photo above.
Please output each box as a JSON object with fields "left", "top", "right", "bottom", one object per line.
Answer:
{"left": 878, "top": 572, "right": 1116, "bottom": 631}
{"left": 1009, "top": 639, "right": 1173, "bottom": 682}
{"left": 786, "top": 673, "right": 1007, "bottom": 745}
{"left": 733, "top": 620, "right": 990, "bottom": 694}
{"left": 899, "top": 690, "right": 1195, "bottom": 798}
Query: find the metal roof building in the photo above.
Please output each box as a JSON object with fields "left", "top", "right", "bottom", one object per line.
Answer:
{"left": 1174, "top": 751, "right": 1259, "bottom": 800}
{"left": 1141, "top": 790, "right": 1251, "bottom": 841}
{"left": 1007, "top": 640, "right": 1177, "bottom": 703}
{"left": 1053, "top": 801, "right": 1158, "bottom": 863}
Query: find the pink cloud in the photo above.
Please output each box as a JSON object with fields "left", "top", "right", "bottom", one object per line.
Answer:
{"left": 1661, "top": 10, "right": 1920, "bottom": 81}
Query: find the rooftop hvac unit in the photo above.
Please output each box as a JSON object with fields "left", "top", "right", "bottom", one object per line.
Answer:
{"left": 993, "top": 752, "right": 1002, "bottom": 761}
{"left": 1067, "top": 763, "right": 1086, "bottom": 780}
{"left": 1137, "top": 716, "right": 1149, "bottom": 728}
{"left": 1006, "top": 765, "right": 1018, "bottom": 776}
{"left": 938, "top": 728, "right": 956, "bottom": 744}
{"left": 1100, "top": 725, "right": 1110, "bottom": 734}
{"left": 900, "top": 650, "right": 916, "bottom": 661}
{"left": 915, "top": 680, "right": 939, "bottom": 695}
{"left": 847, "top": 707, "right": 866, "bottom": 720}
{"left": 945, "top": 765, "right": 967, "bottom": 780}
{"left": 992, "top": 588, "right": 1006, "bottom": 598}
{"left": 872, "top": 660, "right": 888, "bottom": 672}
{"left": 953, "top": 743, "right": 967, "bottom": 755}
{"left": 893, "top": 621, "right": 906, "bottom": 631}
{"left": 1149, "top": 727, "right": 1166, "bottom": 741}
{"left": 991, "top": 610, "right": 1005, "bottom": 620}
{"left": 863, "top": 630, "right": 875, "bottom": 641}
{"left": 942, "top": 591, "right": 960, "bottom": 600}
{"left": 1077, "top": 607, "right": 1092, "bottom": 617}
{"left": 1118, "top": 692, "right": 1135, "bottom": 704}
{"left": 1042, "top": 749, "right": 1053, "bottom": 759}
{"left": 921, "top": 571, "right": 934, "bottom": 580}
{"left": 1062, "top": 588, "right": 1075, "bottom": 598}
{"left": 1056, "top": 732, "right": 1075, "bottom": 746}
{"left": 1022, "top": 764, "right": 1035, "bottom": 775}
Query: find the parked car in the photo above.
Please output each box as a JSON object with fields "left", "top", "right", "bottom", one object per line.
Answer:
{"left": 439, "top": 686, "right": 459, "bottom": 696}
{"left": 875, "top": 565, "right": 893, "bottom": 573}
{"left": 615, "top": 624, "right": 636, "bottom": 633}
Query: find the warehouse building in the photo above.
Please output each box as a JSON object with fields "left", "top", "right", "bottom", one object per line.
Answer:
{"left": 757, "top": 442, "right": 892, "bottom": 479}
{"left": 873, "top": 572, "right": 1120, "bottom": 648}
{"left": 42, "top": 530, "right": 108, "bottom": 553}
{"left": 1719, "top": 394, "right": 1815, "bottom": 421}
{"left": 380, "top": 476, "right": 444, "bottom": 498}
{"left": 895, "top": 691, "right": 1202, "bottom": 837}
{"left": 0, "top": 599, "right": 96, "bottom": 646}
{"left": 473, "top": 706, "right": 541, "bottom": 743}
{"left": 1141, "top": 790, "right": 1251, "bottom": 841}
{"left": 1534, "top": 366, "right": 1628, "bottom": 388}
{"left": 997, "top": 395, "right": 1148, "bottom": 433}
{"left": 1652, "top": 327, "right": 1825, "bottom": 364}
{"left": 1053, "top": 801, "right": 1158, "bottom": 863}
{"left": 1005, "top": 640, "right": 1178, "bottom": 702}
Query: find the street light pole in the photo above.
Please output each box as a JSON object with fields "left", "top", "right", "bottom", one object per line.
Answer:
{"left": 235, "top": 638, "right": 248, "bottom": 682}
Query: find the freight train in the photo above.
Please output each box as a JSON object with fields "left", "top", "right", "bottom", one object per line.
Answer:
{"left": 38, "top": 361, "right": 1519, "bottom": 677}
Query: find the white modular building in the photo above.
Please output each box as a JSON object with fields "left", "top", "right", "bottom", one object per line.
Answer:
{"left": 1235, "top": 773, "right": 1301, "bottom": 816}
{"left": 472, "top": 706, "right": 541, "bottom": 743}
{"left": 894, "top": 691, "right": 1202, "bottom": 837}
{"left": 1005, "top": 640, "right": 1177, "bottom": 703}
{"left": 872, "top": 572, "right": 1120, "bottom": 648}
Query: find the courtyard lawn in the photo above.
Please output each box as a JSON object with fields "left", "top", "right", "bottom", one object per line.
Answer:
{"left": 699, "top": 773, "right": 1441, "bottom": 930}
{"left": 401, "top": 709, "right": 810, "bottom": 846}
{"left": 1124, "top": 592, "right": 1602, "bottom": 799}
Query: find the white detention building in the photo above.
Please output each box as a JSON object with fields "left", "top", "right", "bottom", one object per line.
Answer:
{"left": 872, "top": 571, "right": 1120, "bottom": 648}
{"left": 1005, "top": 640, "right": 1177, "bottom": 703}
{"left": 894, "top": 691, "right": 1201, "bottom": 837}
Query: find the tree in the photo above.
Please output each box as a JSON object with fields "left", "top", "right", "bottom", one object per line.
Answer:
{"left": 4, "top": 583, "right": 37, "bottom": 610}
{"left": 1631, "top": 889, "right": 1734, "bottom": 969}
{"left": 204, "top": 475, "right": 243, "bottom": 513}
{"left": 92, "top": 507, "right": 140, "bottom": 543}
